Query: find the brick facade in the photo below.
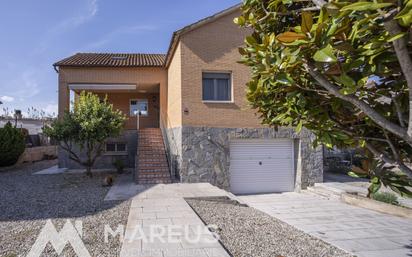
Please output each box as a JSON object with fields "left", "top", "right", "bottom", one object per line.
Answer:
{"left": 55, "top": 5, "right": 323, "bottom": 190}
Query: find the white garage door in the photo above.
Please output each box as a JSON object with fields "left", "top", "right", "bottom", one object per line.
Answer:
{"left": 230, "top": 139, "right": 295, "bottom": 194}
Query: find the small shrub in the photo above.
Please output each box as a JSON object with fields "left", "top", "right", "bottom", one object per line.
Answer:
{"left": 372, "top": 192, "right": 399, "bottom": 206}
{"left": 113, "top": 159, "right": 125, "bottom": 174}
{"left": 0, "top": 122, "right": 25, "bottom": 167}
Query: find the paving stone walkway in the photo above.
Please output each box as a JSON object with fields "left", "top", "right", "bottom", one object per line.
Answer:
{"left": 114, "top": 183, "right": 232, "bottom": 257}
{"left": 239, "top": 192, "right": 412, "bottom": 257}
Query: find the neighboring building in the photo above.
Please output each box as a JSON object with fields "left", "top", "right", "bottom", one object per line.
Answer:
{"left": 54, "top": 4, "right": 323, "bottom": 194}
{"left": 0, "top": 118, "right": 51, "bottom": 135}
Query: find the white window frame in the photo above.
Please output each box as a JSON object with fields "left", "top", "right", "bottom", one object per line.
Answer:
{"left": 202, "top": 71, "right": 234, "bottom": 103}
{"left": 130, "top": 99, "right": 149, "bottom": 117}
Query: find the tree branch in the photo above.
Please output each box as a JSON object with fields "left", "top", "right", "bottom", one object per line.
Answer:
{"left": 383, "top": 130, "right": 401, "bottom": 162}
{"left": 60, "top": 141, "right": 82, "bottom": 165}
{"left": 365, "top": 141, "right": 412, "bottom": 179}
{"left": 330, "top": 108, "right": 412, "bottom": 178}
{"left": 384, "top": 19, "right": 412, "bottom": 138}
{"left": 91, "top": 142, "right": 104, "bottom": 167}
{"left": 304, "top": 62, "right": 410, "bottom": 143}
{"left": 293, "top": 84, "right": 329, "bottom": 94}
{"left": 392, "top": 95, "right": 406, "bottom": 127}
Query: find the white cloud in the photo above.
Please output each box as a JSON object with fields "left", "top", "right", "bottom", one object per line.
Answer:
{"left": 56, "top": 0, "right": 98, "bottom": 30}
{"left": 34, "top": 0, "right": 99, "bottom": 54}
{"left": 80, "top": 24, "right": 157, "bottom": 51}
{"left": 0, "top": 96, "right": 14, "bottom": 103}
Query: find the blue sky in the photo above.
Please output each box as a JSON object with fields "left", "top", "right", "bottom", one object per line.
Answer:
{"left": 0, "top": 0, "right": 240, "bottom": 117}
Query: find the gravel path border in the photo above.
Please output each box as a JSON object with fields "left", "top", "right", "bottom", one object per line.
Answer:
{"left": 186, "top": 197, "right": 354, "bottom": 257}
{"left": 0, "top": 160, "right": 131, "bottom": 257}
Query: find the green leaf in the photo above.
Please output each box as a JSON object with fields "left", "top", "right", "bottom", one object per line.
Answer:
{"left": 334, "top": 74, "right": 356, "bottom": 88}
{"left": 326, "top": 20, "right": 338, "bottom": 37}
{"left": 313, "top": 44, "right": 337, "bottom": 63}
{"left": 348, "top": 171, "right": 368, "bottom": 178}
{"left": 322, "top": 133, "right": 333, "bottom": 148}
{"left": 245, "top": 35, "right": 257, "bottom": 45}
{"left": 276, "top": 73, "right": 294, "bottom": 84}
{"left": 371, "top": 176, "right": 379, "bottom": 184}
{"left": 369, "top": 181, "right": 381, "bottom": 194}
{"left": 296, "top": 120, "right": 303, "bottom": 133}
{"left": 395, "top": 0, "right": 412, "bottom": 26}
{"left": 387, "top": 32, "right": 407, "bottom": 42}
{"left": 233, "top": 16, "right": 245, "bottom": 26}
{"left": 340, "top": 2, "right": 393, "bottom": 12}
{"left": 301, "top": 11, "right": 313, "bottom": 33}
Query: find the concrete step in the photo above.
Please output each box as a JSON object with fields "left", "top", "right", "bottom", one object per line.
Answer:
{"left": 139, "top": 135, "right": 162, "bottom": 137}
{"left": 137, "top": 150, "right": 166, "bottom": 156}
{"left": 139, "top": 146, "right": 165, "bottom": 149}
{"left": 138, "top": 148, "right": 166, "bottom": 151}
{"left": 139, "top": 142, "right": 164, "bottom": 146}
{"left": 139, "top": 163, "right": 169, "bottom": 168}
{"left": 138, "top": 179, "right": 172, "bottom": 184}
{"left": 136, "top": 128, "right": 171, "bottom": 185}
{"left": 306, "top": 186, "right": 342, "bottom": 200}
{"left": 139, "top": 173, "right": 171, "bottom": 179}
{"left": 138, "top": 155, "right": 167, "bottom": 160}
{"left": 139, "top": 168, "right": 169, "bottom": 173}
{"left": 138, "top": 158, "right": 168, "bottom": 162}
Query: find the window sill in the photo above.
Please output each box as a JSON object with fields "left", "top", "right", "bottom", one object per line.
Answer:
{"left": 104, "top": 152, "right": 128, "bottom": 156}
{"left": 202, "top": 100, "right": 234, "bottom": 104}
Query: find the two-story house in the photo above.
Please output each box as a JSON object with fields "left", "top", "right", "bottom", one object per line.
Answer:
{"left": 54, "top": 4, "right": 323, "bottom": 194}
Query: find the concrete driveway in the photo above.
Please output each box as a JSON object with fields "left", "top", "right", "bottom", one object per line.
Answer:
{"left": 238, "top": 192, "right": 412, "bottom": 257}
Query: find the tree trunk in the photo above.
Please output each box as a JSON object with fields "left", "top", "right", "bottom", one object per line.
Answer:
{"left": 86, "top": 166, "right": 93, "bottom": 177}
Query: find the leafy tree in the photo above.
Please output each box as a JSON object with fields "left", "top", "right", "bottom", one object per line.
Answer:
{"left": 235, "top": 0, "right": 412, "bottom": 196}
{"left": 44, "top": 92, "right": 126, "bottom": 177}
{"left": 0, "top": 122, "right": 25, "bottom": 167}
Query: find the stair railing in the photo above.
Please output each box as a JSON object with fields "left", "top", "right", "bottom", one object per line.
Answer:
{"left": 159, "top": 112, "right": 179, "bottom": 180}
{"left": 134, "top": 110, "right": 141, "bottom": 182}
{"left": 134, "top": 111, "right": 142, "bottom": 130}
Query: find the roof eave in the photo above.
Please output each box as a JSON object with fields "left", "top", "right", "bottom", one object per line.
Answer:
{"left": 53, "top": 64, "right": 164, "bottom": 68}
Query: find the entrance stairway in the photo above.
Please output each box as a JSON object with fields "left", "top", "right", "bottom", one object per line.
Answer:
{"left": 136, "top": 128, "right": 172, "bottom": 184}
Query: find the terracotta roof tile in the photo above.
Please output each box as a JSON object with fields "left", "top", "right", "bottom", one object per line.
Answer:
{"left": 54, "top": 53, "right": 166, "bottom": 67}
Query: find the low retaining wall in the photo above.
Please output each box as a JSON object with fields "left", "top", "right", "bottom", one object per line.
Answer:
{"left": 341, "top": 193, "right": 412, "bottom": 220}
{"left": 18, "top": 145, "right": 58, "bottom": 164}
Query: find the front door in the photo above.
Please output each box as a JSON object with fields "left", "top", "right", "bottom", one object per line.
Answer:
{"left": 130, "top": 94, "right": 159, "bottom": 129}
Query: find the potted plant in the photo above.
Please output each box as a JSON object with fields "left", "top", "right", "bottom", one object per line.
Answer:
{"left": 113, "top": 159, "right": 125, "bottom": 174}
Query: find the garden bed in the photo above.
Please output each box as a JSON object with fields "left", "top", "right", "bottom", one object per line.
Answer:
{"left": 0, "top": 160, "right": 130, "bottom": 257}
{"left": 186, "top": 197, "right": 354, "bottom": 257}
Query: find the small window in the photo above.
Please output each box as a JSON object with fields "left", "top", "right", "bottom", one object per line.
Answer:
{"left": 116, "top": 143, "right": 127, "bottom": 152}
{"left": 202, "top": 72, "right": 231, "bottom": 101}
{"left": 130, "top": 99, "right": 148, "bottom": 116}
{"left": 106, "top": 143, "right": 116, "bottom": 152}
{"left": 106, "top": 142, "right": 127, "bottom": 153}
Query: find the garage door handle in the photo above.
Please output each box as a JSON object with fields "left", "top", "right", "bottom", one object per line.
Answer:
{"left": 259, "top": 161, "right": 262, "bottom": 165}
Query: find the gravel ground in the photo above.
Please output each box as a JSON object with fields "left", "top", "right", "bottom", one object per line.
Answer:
{"left": 0, "top": 160, "right": 131, "bottom": 257}
{"left": 186, "top": 197, "right": 354, "bottom": 257}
